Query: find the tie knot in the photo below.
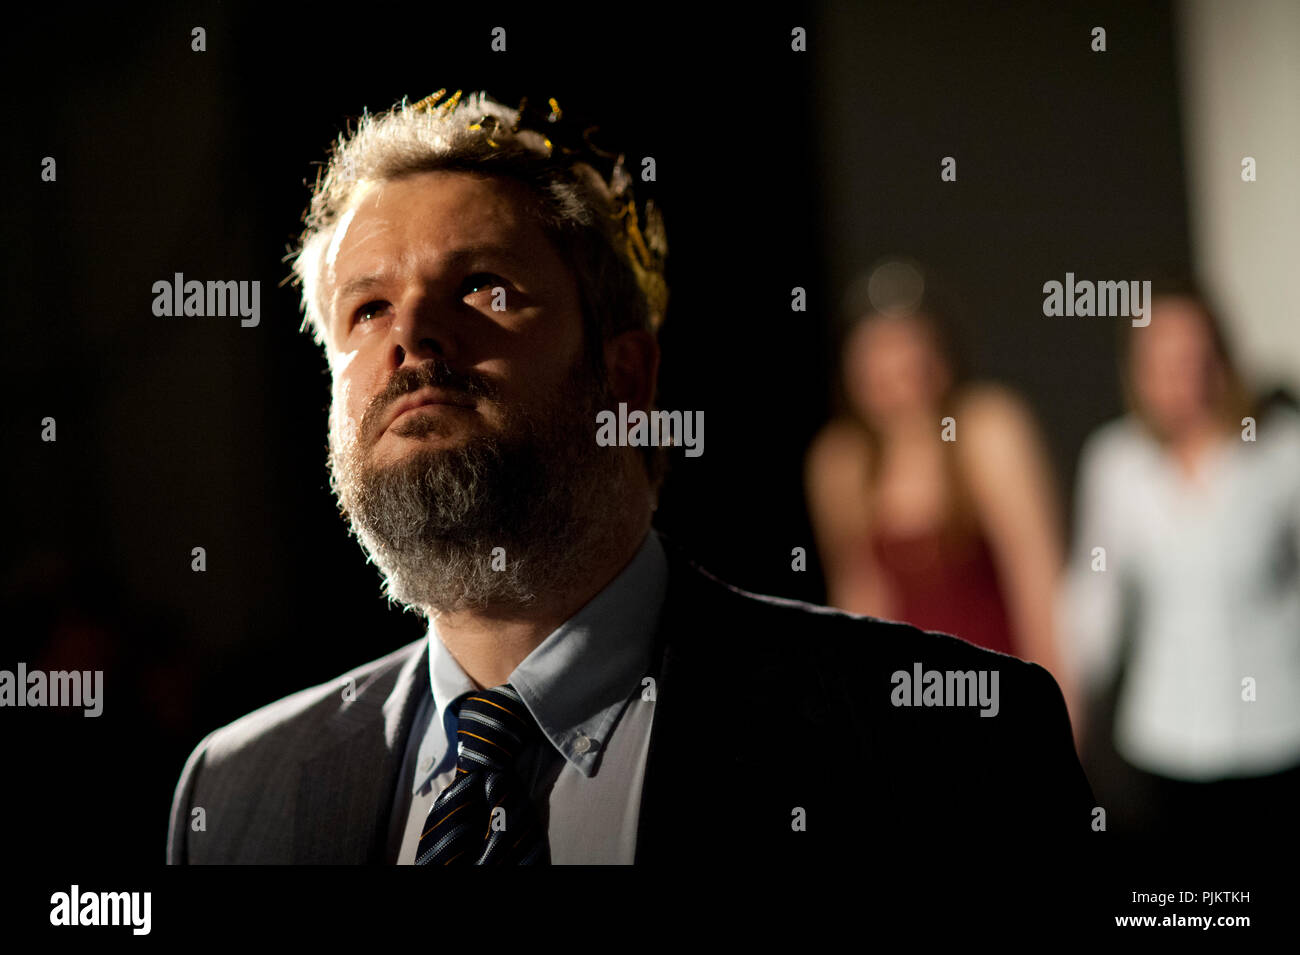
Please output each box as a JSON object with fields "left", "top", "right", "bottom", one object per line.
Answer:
{"left": 452, "top": 683, "right": 539, "bottom": 770}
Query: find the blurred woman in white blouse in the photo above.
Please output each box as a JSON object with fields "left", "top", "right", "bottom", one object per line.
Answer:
{"left": 1060, "top": 281, "right": 1300, "bottom": 844}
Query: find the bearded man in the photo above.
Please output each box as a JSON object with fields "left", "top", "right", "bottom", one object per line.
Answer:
{"left": 167, "top": 90, "right": 1094, "bottom": 866}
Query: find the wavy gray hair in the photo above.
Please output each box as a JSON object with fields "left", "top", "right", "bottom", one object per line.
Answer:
{"left": 288, "top": 91, "right": 657, "bottom": 380}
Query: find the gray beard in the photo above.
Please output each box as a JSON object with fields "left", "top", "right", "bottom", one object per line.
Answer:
{"left": 328, "top": 363, "right": 628, "bottom": 615}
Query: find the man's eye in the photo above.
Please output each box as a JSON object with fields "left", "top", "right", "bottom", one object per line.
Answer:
{"left": 354, "top": 301, "right": 388, "bottom": 323}
{"left": 461, "top": 273, "right": 505, "bottom": 297}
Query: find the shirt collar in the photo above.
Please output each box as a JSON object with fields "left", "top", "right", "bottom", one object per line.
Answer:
{"left": 425, "top": 529, "right": 668, "bottom": 778}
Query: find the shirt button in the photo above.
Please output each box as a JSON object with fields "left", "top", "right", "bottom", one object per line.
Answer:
{"left": 420, "top": 756, "right": 434, "bottom": 772}
{"left": 573, "top": 733, "right": 592, "bottom": 755}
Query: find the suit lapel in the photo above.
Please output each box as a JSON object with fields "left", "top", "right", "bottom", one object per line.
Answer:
{"left": 635, "top": 543, "right": 858, "bottom": 863}
{"left": 293, "top": 638, "right": 429, "bottom": 863}
{"left": 634, "top": 547, "right": 792, "bottom": 863}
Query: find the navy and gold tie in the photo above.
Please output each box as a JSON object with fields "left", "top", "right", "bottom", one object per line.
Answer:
{"left": 415, "top": 683, "right": 550, "bottom": 865}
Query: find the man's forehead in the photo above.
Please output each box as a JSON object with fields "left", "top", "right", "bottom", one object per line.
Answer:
{"left": 323, "top": 173, "right": 547, "bottom": 289}
{"left": 346, "top": 171, "right": 535, "bottom": 240}
{"left": 330, "top": 174, "right": 543, "bottom": 267}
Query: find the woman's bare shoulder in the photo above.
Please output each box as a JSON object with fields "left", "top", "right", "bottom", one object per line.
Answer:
{"left": 949, "top": 383, "right": 1050, "bottom": 488}
{"left": 953, "top": 381, "right": 1035, "bottom": 430}
{"left": 807, "top": 417, "right": 871, "bottom": 470}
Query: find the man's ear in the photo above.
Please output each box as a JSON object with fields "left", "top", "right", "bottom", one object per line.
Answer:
{"left": 603, "top": 329, "right": 660, "bottom": 411}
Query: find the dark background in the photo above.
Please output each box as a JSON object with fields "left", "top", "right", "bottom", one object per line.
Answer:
{"left": 4, "top": 0, "right": 1191, "bottom": 865}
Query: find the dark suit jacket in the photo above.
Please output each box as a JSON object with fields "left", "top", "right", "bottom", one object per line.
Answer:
{"left": 167, "top": 542, "right": 1096, "bottom": 864}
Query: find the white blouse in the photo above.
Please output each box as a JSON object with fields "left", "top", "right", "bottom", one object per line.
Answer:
{"left": 1060, "top": 405, "right": 1300, "bottom": 780}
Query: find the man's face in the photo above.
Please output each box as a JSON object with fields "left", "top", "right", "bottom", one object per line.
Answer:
{"left": 322, "top": 170, "right": 586, "bottom": 468}
{"left": 318, "top": 169, "right": 622, "bottom": 613}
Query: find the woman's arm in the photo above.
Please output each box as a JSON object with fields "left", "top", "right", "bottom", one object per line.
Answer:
{"left": 804, "top": 421, "right": 898, "bottom": 618}
{"left": 956, "top": 386, "right": 1075, "bottom": 718}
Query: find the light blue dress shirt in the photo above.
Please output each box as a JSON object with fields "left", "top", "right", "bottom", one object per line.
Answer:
{"left": 391, "top": 530, "right": 669, "bottom": 863}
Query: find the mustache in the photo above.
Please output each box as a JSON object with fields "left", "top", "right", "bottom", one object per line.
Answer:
{"left": 359, "top": 359, "right": 501, "bottom": 445}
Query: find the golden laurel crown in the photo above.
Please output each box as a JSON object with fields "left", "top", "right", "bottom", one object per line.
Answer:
{"left": 410, "top": 89, "right": 669, "bottom": 330}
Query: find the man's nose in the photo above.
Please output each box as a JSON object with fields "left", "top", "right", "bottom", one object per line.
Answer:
{"left": 389, "top": 290, "right": 457, "bottom": 369}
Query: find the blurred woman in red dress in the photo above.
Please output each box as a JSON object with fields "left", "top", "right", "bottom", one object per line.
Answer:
{"left": 805, "top": 261, "right": 1073, "bottom": 712}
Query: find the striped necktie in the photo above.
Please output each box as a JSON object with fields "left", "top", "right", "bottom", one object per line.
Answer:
{"left": 415, "top": 683, "right": 550, "bottom": 865}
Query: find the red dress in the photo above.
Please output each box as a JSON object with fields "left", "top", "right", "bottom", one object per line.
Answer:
{"left": 868, "top": 527, "right": 1017, "bottom": 656}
